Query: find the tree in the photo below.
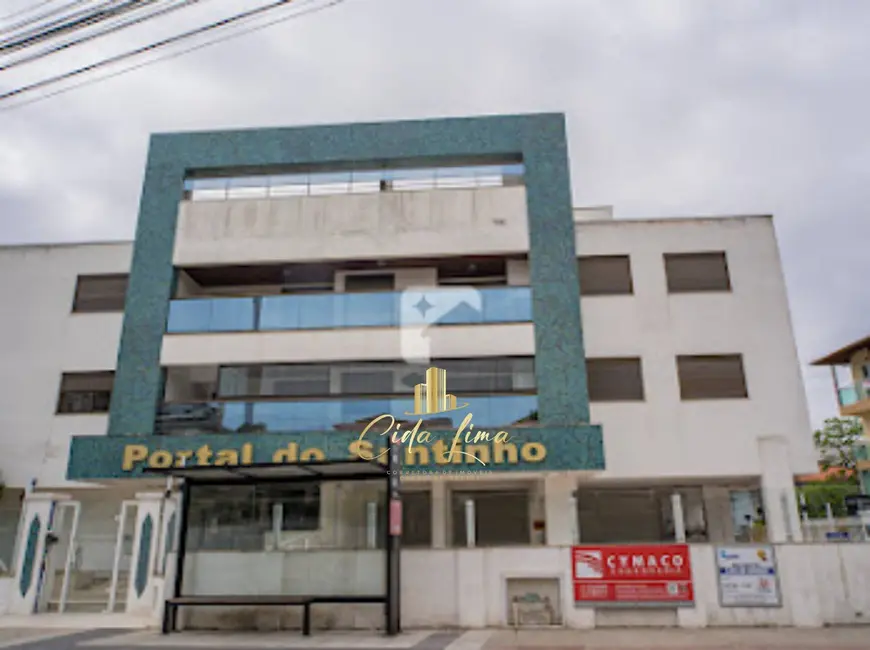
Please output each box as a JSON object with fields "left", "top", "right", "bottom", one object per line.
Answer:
{"left": 813, "top": 417, "right": 864, "bottom": 484}
{"left": 797, "top": 482, "right": 859, "bottom": 518}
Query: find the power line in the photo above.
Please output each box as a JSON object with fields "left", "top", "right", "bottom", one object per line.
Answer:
{"left": 0, "top": 0, "right": 159, "bottom": 53}
{"left": 0, "top": 0, "right": 296, "bottom": 99}
{"left": 1, "top": 0, "right": 207, "bottom": 71}
{"left": 0, "top": 0, "right": 344, "bottom": 111}
{"left": 0, "top": 0, "right": 63, "bottom": 22}
{"left": 0, "top": 0, "right": 99, "bottom": 40}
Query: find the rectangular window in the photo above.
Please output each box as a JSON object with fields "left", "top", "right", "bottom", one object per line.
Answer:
{"left": 664, "top": 252, "right": 731, "bottom": 293}
{"left": 578, "top": 256, "right": 633, "bottom": 295}
{"left": 72, "top": 274, "right": 128, "bottom": 312}
{"left": 339, "top": 369, "right": 395, "bottom": 394}
{"left": 452, "top": 490, "right": 530, "bottom": 547}
{"left": 57, "top": 371, "right": 114, "bottom": 414}
{"left": 344, "top": 273, "right": 395, "bottom": 292}
{"left": 402, "top": 491, "right": 432, "bottom": 548}
{"left": 587, "top": 358, "right": 644, "bottom": 401}
{"left": 438, "top": 259, "right": 507, "bottom": 286}
{"left": 218, "top": 365, "right": 332, "bottom": 398}
{"left": 267, "top": 484, "right": 321, "bottom": 531}
{"left": 211, "top": 358, "right": 537, "bottom": 400}
{"left": 677, "top": 355, "right": 748, "bottom": 399}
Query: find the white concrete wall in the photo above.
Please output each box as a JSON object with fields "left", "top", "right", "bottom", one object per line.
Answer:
{"left": 173, "top": 187, "right": 529, "bottom": 266}
{"left": 175, "top": 543, "right": 870, "bottom": 629}
{"left": 0, "top": 243, "right": 131, "bottom": 490}
{"left": 573, "top": 215, "right": 816, "bottom": 479}
{"left": 0, "top": 215, "right": 814, "bottom": 492}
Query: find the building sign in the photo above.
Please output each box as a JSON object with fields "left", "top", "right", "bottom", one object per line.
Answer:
{"left": 66, "top": 427, "right": 602, "bottom": 480}
{"left": 715, "top": 545, "right": 781, "bottom": 607}
{"left": 572, "top": 544, "right": 694, "bottom": 606}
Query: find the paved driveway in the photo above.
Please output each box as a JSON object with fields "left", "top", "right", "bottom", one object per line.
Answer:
{"left": 3, "top": 628, "right": 870, "bottom": 650}
{"left": 483, "top": 627, "right": 870, "bottom": 650}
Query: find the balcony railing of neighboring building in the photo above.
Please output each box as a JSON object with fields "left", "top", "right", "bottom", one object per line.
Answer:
{"left": 831, "top": 364, "right": 870, "bottom": 408}
{"left": 155, "top": 394, "right": 538, "bottom": 436}
{"left": 838, "top": 384, "right": 868, "bottom": 407}
{"left": 182, "top": 163, "right": 525, "bottom": 202}
{"left": 166, "top": 286, "right": 532, "bottom": 334}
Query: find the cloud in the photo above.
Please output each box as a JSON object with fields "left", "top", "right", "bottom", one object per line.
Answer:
{"left": 1, "top": 0, "right": 867, "bottom": 429}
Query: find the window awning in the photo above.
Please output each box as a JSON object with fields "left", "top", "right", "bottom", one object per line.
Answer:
{"left": 145, "top": 459, "right": 387, "bottom": 483}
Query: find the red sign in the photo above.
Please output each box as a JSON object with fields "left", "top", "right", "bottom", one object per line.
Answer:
{"left": 572, "top": 544, "right": 693, "bottom": 605}
{"left": 389, "top": 499, "right": 402, "bottom": 536}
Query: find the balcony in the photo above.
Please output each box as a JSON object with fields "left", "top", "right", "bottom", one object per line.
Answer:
{"left": 837, "top": 381, "right": 870, "bottom": 415}
{"left": 166, "top": 287, "right": 532, "bottom": 334}
{"left": 182, "top": 163, "right": 525, "bottom": 202}
{"left": 156, "top": 394, "right": 538, "bottom": 436}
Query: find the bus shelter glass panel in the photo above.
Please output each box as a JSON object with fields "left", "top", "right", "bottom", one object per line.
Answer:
{"left": 183, "top": 480, "right": 387, "bottom": 597}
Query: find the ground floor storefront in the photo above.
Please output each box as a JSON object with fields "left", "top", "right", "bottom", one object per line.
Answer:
{"left": 1, "top": 471, "right": 869, "bottom": 631}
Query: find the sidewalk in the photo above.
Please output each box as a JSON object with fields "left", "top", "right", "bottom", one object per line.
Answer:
{"left": 483, "top": 627, "right": 870, "bottom": 649}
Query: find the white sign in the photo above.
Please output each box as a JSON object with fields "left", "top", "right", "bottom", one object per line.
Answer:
{"left": 716, "top": 545, "right": 781, "bottom": 607}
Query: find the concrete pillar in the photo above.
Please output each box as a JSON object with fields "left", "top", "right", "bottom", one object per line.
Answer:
{"left": 126, "top": 492, "right": 164, "bottom": 616}
{"left": 431, "top": 480, "right": 448, "bottom": 549}
{"left": 671, "top": 493, "right": 686, "bottom": 542}
{"left": 758, "top": 436, "right": 803, "bottom": 543}
{"left": 8, "top": 493, "right": 70, "bottom": 615}
{"left": 464, "top": 499, "right": 476, "bottom": 548}
{"left": 506, "top": 259, "right": 530, "bottom": 286}
{"left": 544, "top": 474, "right": 577, "bottom": 546}
{"left": 150, "top": 492, "right": 179, "bottom": 619}
{"left": 702, "top": 486, "right": 734, "bottom": 543}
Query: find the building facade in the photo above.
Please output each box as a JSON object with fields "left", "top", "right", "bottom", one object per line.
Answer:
{"left": 812, "top": 335, "right": 870, "bottom": 494}
{"left": 0, "top": 114, "right": 821, "bottom": 628}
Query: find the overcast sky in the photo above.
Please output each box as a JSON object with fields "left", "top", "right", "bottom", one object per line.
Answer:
{"left": 1, "top": 0, "right": 867, "bottom": 429}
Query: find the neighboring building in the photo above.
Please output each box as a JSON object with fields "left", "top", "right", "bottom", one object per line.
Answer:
{"left": 812, "top": 335, "right": 870, "bottom": 493}
{"left": 0, "top": 114, "right": 818, "bottom": 628}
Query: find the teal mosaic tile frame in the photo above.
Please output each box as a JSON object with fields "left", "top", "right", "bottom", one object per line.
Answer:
{"left": 68, "top": 426, "right": 604, "bottom": 479}
{"left": 71, "top": 113, "right": 605, "bottom": 479}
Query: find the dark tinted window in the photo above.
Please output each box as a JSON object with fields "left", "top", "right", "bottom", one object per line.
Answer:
{"left": 677, "top": 355, "right": 748, "bottom": 399}
{"left": 578, "top": 256, "right": 633, "bottom": 295}
{"left": 344, "top": 274, "right": 395, "bottom": 292}
{"left": 664, "top": 252, "right": 730, "bottom": 293}
{"left": 452, "top": 490, "right": 530, "bottom": 547}
{"left": 403, "top": 491, "right": 432, "bottom": 548}
{"left": 339, "top": 370, "right": 395, "bottom": 394}
{"left": 587, "top": 358, "right": 644, "bottom": 401}
{"left": 57, "top": 371, "right": 114, "bottom": 413}
{"left": 73, "top": 274, "right": 128, "bottom": 312}
{"left": 215, "top": 358, "right": 536, "bottom": 399}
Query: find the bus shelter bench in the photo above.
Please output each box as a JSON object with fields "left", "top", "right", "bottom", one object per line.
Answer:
{"left": 162, "top": 595, "right": 387, "bottom": 635}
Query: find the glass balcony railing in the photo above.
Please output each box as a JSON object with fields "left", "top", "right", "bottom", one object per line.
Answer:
{"left": 183, "top": 163, "right": 525, "bottom": 201}
{"left": 166, "top": 287, "right": 532, "bottom": 334}
{"left": 156, "top": 394, "right": 538, "bottom": 436}
{"left": 838, "top": 383, "right": 870, "bottom": 408}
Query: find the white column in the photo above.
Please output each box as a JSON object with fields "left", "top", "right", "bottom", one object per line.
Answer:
{"left": 8, "top": 493, "right": 71, "bottom": 615}
{"left": 701, "top": 486, "right": 734, "bottom": 543}
{"left": 671, "top": 493, "right": 686, "bottom": 542}
{"left": 431, "top": 480, "right": 448, "bottom": 549}
{"left": 758, "top": 436, "right": 803, "bottom": 543}
{"left": 464, "top": 499, "right": 476, "bottom": 548}
{"left": 544, "top": 474, "right": 577, "bottom": 546}
{"left": 126, "top": 492, "right": 164, "bottom": 616}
